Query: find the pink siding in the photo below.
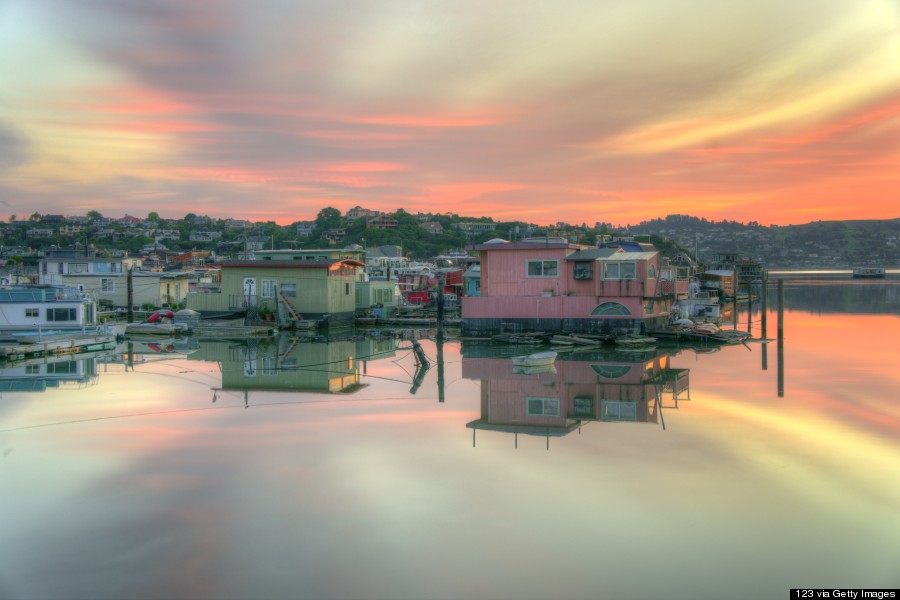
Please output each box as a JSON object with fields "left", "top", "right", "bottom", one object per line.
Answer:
{"left": 463, "top": 357, "right": 666, "bottom": 423}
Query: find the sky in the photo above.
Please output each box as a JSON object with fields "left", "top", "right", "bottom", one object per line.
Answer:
{"left": 1, "top": 0, "right": 899, "bottom": 227}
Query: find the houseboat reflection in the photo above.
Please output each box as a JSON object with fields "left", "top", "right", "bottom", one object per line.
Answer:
{"left": 187, "top": 336, "right": 403, "bottom": 405}
{"left": 0, "top": 352, "right": 105, "bottom": 392}
{"left": 461, "top": 345, "right": 690, "bottom": 446}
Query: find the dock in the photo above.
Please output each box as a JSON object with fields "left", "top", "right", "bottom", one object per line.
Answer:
{"left": 0, "top": 333, "right": 118, "bottom": 360}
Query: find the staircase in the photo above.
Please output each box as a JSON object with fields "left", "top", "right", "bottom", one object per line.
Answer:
{"left": 279, "top": 292, "right": 303, "bottom": 321}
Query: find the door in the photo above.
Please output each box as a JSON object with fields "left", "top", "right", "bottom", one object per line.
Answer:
{"left": 243, "top": 277, "right": 257, "bottom": 307}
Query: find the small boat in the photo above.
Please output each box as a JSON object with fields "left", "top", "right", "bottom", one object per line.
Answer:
{"left": 614, "top": 335, "right": 657, "bottom": 349}
{"left": 124, "top": 322, "right": 190, "bottom": 337}
{"left": 510, "top": 351, "right": 557, "bottom": 367}
{"left": 512, "top": 364, "right": 557, "bottom": 375}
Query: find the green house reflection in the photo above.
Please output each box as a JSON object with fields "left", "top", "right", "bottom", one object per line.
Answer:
{"left": 188, "top": 336, "right": 401, "bottom": 395}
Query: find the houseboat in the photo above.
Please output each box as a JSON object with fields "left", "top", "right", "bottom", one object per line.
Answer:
{"left": 0, "top": 285, "right": 99, "bottom": 332}
{"left": 852, "top": 266, "right": 886, "bottom": 279}
{"left": 461, "top": 238, "right": 690, "bottom": 336}
{"left": 0, "top": 285, "right": 116, "bottom": 359}
{"left": 709, "top": 252, "right": 765, "bottom": 283}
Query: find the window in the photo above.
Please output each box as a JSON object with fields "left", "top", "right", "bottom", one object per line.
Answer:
{"left": 69, "top": 263, "right": 88, "bottom": 273}
{"left": 262, "top": 356, "right": 277, "bottom": 376}
{"left": 25, "top": 308, "right": 38, "bottom": 318}
{"left": 261, "top": 279, "right": 276, "bottom": 298}
{"left": 281, "top": 283, "right": 297, "bottom": 297}
{"left": 647, "top": 264, "right": 656, "bottom": 279}
{"left": 101, "top": 278, "right": 114, "bottom": 293}
{"left": 602, "top": 262, "right": 636, "bottom": 280}
{"left": 591, "top": 302, "right": 631, "bottom": 316}
{"left": 645, "top": 300, "right": 655, "bottom": 313}
{"left": 527, "top": 397, "right": 560, "bottom": 416}
{"left": 573, "top": 262, "right": 593, "bottom": 280}
{"left": 591, "top": 364, "right": 632, "bottom": 378}
{"left": 573, "top": 397, "right": 593, "bottom": 417}
{"left": 47, "top": 308, "right": 76, "bottom": 321}
{"left": 345, "top": 282, "right": 351, "bottom": 295}
{"left": 47, "top": 361, "right": 77, "bottom": 374}
{"left": 527, "top": 260, "right": 559, "bottom": 278}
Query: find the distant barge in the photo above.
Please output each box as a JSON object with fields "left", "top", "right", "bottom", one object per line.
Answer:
{"left": 851, "top": 267, "right": 886, "bottom": 279}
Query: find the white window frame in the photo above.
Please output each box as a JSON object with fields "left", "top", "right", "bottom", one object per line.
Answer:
{"left": 526, "top": 259, "right": 559, "bottom": 278}
{"left": 281, "top": 283, "right": 297, "bottom": 297}
{"left": 527, "top": 397, "right": 560, "bottom": 416}
{"left": 261, "top": 279, "right": 277, "bottom": 298}
{"left": 101, "top": 278, "right": 115, "bottom": 293}
{"left": 602, "top": 262, "right": 636, "bottom": 280}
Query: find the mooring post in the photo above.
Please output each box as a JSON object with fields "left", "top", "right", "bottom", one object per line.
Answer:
{"left": 732, "top": 272, "right": 739, "bottom": 330}
{"left": 777, "top": 278, "right": 784, "bottom": 397}
{"left": 761, "top": 270, "right": 768, "bottom": 338}
{"left": 746, "top": 279, "right": 752, "bottom": 333}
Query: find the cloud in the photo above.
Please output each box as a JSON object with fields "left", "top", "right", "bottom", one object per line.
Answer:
{"left": 3, "top": 0, "right": 899, "bottom": 225}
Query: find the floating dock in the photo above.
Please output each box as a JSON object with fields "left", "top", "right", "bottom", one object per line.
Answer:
{"left": 0, "top": 334, "right": 118, "bottom": 360}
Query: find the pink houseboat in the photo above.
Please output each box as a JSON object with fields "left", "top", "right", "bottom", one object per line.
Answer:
{"left": 461, "top": 238, "right": 689, "bottom": 336}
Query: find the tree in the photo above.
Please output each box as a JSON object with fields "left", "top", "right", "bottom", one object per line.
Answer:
{"left": 87, "top": 210, "right": 102, "bottom": 220}
{"left": 148, "top": 211, "right": 160, "bottom": 221}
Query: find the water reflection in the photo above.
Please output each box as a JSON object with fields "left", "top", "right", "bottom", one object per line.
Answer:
{"left": 187, "top": 335, "right": 406, "bottom": 404}
{"left": 0, "top": 352, "right": 104, "bottom": 392}
{"left": 766, "top": 279, "right": 900, "bottom": 314}
{"left": 461, "top": 345, "right": 691, "bottom": 445}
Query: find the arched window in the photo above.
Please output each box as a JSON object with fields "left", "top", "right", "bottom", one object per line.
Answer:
{"left": 591, "top": 364, "right": 632, "bottom": 378}
{"left": 648, "top": 264, "right": 656, "bottom": 278}
{"left": 591, "top": 302, "right": 631, "bottom": 316}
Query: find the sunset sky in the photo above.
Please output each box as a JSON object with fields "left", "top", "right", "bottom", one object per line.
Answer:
{"left": 2, "top": 0, "right": 899, "bottom": 227}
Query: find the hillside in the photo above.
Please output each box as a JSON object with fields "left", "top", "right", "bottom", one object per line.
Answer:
{"left": 627, "top": 216, "right": 900, "bottom": 269}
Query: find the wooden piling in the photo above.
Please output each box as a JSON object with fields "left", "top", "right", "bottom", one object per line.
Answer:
{"left": 777, "top": 278, "right": 784, "bottom": 397}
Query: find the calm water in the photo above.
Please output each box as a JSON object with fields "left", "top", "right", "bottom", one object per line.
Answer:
{"left": 1, "top": 282, "right": 898, "bottom": 600}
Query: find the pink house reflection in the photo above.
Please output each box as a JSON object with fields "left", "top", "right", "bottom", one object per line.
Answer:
{"left": 462, "top": 348, "right": 690, "bottom": 438}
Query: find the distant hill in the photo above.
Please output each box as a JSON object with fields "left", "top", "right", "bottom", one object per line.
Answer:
{"left": 626, "top": 216, "right": 900, "bottom": 270}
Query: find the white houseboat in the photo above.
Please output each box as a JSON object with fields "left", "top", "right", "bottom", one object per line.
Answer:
{"left": 0, "top": 285, "right": 116, "bottom": 359}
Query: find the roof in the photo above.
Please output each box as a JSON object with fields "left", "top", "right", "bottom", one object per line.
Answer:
{"left": 467, "top": 240, "right": 575, "bottom": 251}
{"left": 598, "top": 251, "right": 658, "bottom": 261}
{"left": 565, "top": 248, "right": 621, "bottom": 261}
{"left": 215, "top": 259, "right": 365, "bottom": 269}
